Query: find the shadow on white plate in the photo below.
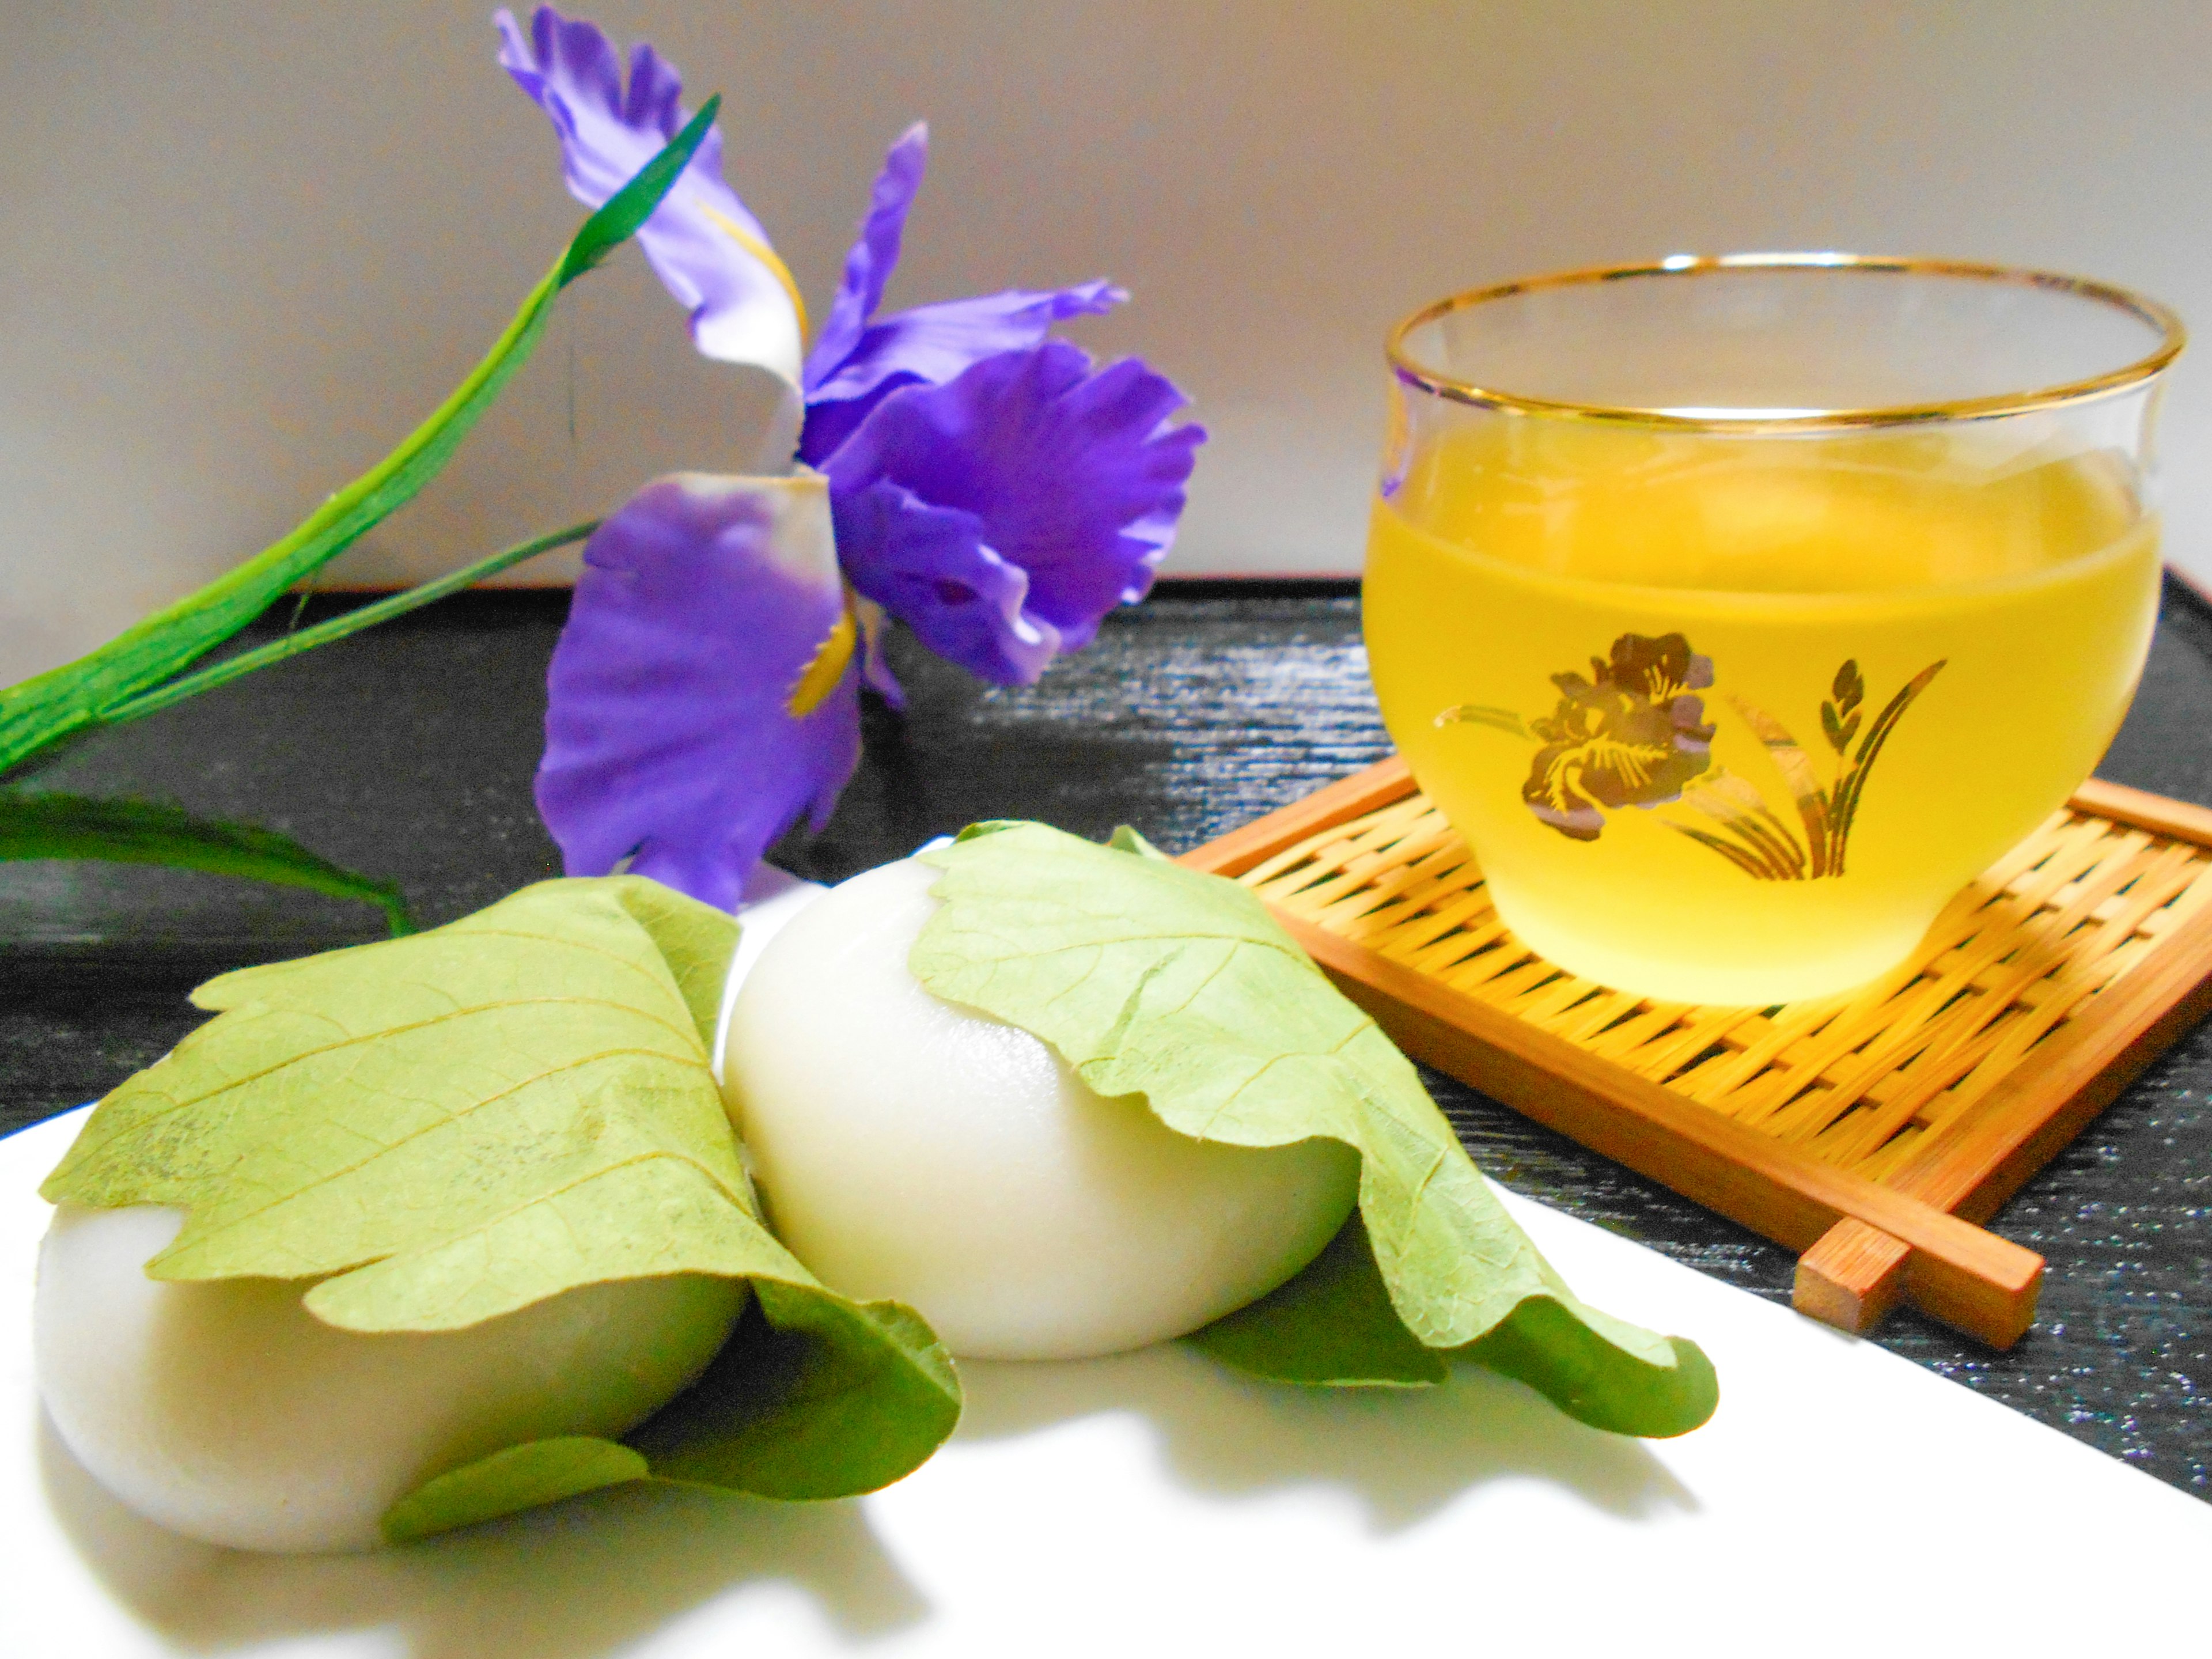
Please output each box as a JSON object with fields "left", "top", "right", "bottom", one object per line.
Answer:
{"left": 39, "top": 1412, "right": 929, "bottom": 1658}
{"left": 959, "top": 1339, "right": 1698, "bottom": 1531}
{"left": 39, "top": 1335, "right": 1692, "bottom": 1655}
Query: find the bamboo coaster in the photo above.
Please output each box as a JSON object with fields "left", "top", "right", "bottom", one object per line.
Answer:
{"left": 1179, "top": 757, "right": 2212, "bottom": 1347}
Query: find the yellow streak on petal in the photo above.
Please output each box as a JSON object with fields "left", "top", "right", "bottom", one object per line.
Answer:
{"left": 700, "top": 205, "right": 810, "bottom": 342}
{"left": 787, "top": 601, "right": 857, "bottom": 718}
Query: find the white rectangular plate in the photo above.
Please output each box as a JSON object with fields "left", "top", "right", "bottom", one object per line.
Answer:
{"left": 5, "top": 1103, "right": 2208, "bottom": 1657}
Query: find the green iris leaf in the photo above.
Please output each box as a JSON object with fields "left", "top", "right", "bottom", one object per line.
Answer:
{"left": 41, "top": 872, "right": 960, "bottom": 1541}
{"left": 0, "top": 789, "right": 414, "bottom": 936}
{"left": 911, "top": 822, "right": 1720, "bottom": 1439}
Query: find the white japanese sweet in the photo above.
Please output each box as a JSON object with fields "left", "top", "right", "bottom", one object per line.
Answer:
{"left": 34, "top": 1205, "right": 745, "bottom": 1553}
{"left": 720, "top": 857, "right": 1361, "bottom": 1360}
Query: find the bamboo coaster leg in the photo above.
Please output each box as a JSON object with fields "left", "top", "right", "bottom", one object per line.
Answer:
{"left": 1793, "top": 1218, "right": 1912, "bottom": 1333}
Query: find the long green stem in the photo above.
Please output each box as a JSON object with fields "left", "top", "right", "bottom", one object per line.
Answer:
{"left": 0, "top": 96, "right": 718, "bottom": 781}
{"left": 93, "top": 520, "right": 599, "bottom": 732}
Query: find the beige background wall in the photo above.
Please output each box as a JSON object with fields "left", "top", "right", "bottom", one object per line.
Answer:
{"left": 5, "top": 1, "right": 2211, "bottom": 684}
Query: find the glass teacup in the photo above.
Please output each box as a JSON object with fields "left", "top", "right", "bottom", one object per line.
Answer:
{"left": 1363, "top": 255, "right": 2183, "bottom": 1005}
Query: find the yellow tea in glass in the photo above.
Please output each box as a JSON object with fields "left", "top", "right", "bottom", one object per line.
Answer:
{"left": 1364, "top": 256, "right": 2183, "bottom": 1005}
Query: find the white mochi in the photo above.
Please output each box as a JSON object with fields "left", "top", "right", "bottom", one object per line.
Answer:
{"left": 721, "top": 858, "right": 1361, "bottom": 1360}
{"left": 35, "top": 1205, "right": 746, "bottom": 1553}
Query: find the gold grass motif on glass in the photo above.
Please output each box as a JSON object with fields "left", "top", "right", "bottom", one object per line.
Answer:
{"left": 1438, "top": 632, "right": 1945, "bottom": 882}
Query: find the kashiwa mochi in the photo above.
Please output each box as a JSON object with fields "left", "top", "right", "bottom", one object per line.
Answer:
{"left": 721, "top": 858, "right": 1361, "bottom": 1359}
{"left": 35, "top": 1204, "right": 745, "bottom": 1552}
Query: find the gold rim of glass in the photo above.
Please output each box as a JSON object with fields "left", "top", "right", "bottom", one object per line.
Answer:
{"left": 1387, "top": 252, "right": 2187, "bottom": 432}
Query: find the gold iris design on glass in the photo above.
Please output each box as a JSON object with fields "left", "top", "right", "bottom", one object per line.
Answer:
{"left": 1438, "top": 634, "right": 1945, "bottom": 881}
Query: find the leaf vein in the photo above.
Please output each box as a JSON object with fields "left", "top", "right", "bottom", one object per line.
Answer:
{"left": 87, "top": 995, "right": 706, "bottom": 1153}
{"left": 175, "top": 1047, "right": 736, "bottom": 1251}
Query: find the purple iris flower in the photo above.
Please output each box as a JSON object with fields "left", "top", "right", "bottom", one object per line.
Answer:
{"left": 501, "top": 7, "right": 1205, "bottom": 908}
{"left": 495, "top": 5, "right": 807, "bottom": 383}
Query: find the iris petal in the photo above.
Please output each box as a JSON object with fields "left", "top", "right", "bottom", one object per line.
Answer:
{"left": 850, "top": 594, "right": 906, "bottom": 708}
{"left": 804, "top": 124, "right": 930, "bottom": 395}
{"left": 536, "top": 474, "right": 859, "bottom": 911}
{"left": 496, "top": 5, "right": 804, "bottom": 386}
{"left": 800, "top": 283, "right": 1126, "bottom": 467}
{"left": 796, "top": 124, "right": 1126, "bottom": 466}
{"left": 825, "top": 343, "right": 1205, "bottom": 681}
{"left": 832, "top": 482, "right": 1062, "bottom": 686}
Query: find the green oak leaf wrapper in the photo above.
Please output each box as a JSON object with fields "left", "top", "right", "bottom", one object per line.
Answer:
{"left": 913, "top": 822, "right": 1719, "bottom": 1438}
{"left": 39, "top": 876, "right": 960, "bottom": 1541}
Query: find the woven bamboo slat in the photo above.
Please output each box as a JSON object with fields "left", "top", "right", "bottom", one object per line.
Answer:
{"left": 1179, "top": 758, "right": 2212, "bottom": 1346}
